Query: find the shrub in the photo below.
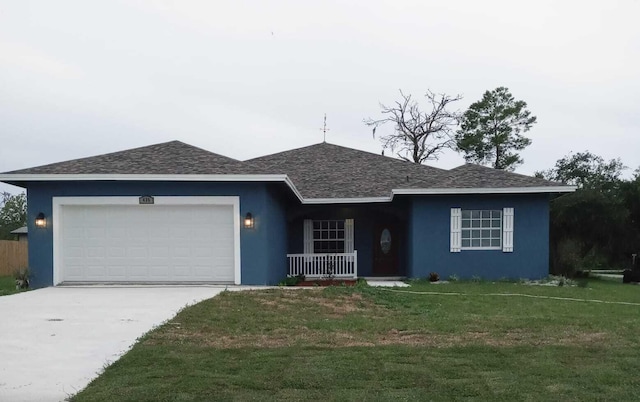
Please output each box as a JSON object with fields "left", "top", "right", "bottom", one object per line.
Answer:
{"left": 279, "top": 274, "right": 305, "bottom": 287}
{"left": 13, "top": 268, "right": 30, "bottom": 290}
{"left": 471, "top": 275, "right": 483, "bottom": 283}
{"left": 429, "top": 272, "right": 440, "bottom": 282}
{"left": 355, "top": 278, "right": 370, "bottom": 288}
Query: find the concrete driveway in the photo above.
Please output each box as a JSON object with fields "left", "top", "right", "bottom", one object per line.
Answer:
{"left": 0, "top": 286, "right": 243, "bottom": 402}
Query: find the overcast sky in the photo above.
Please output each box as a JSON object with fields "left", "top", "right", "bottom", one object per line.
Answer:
{"left": 1, "top": 0, "right": 639, "bottom": 194}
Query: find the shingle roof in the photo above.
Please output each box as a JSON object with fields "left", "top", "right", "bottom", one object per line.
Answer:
{"left": 5, "top": 141, "right": 250, "bottom": 175}
{"left": 246, "top": 142, "right": 453, "bottom": 198}
{"left": 434, "top": 164, "right": 563, "bottom": 188}
{"left": 1, "top": 140, "right": 571, "bottom": 199}
{"left": 10, "top": 226, "right": 28, "bottom": 235}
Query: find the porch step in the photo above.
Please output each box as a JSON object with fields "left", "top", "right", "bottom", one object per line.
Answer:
{"left": 363, "top": 277, "right": 409, "bottom": 288}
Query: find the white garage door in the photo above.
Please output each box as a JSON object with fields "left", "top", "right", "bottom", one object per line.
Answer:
{"left": 56, "top": 200, "right": 238, "bottom": 284}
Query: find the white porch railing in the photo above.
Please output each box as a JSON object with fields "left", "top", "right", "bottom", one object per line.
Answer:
{"left": 287, "top": 251, "right": 358, "bottom": 279}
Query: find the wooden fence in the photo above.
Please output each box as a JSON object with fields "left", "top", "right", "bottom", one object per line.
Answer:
{"left": 0, "top": 240, "right": 28, "bottom": 276}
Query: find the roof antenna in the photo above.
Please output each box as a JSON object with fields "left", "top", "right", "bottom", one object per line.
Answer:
{"left": 320, "top": 113, "right": 329, "bottom": 143}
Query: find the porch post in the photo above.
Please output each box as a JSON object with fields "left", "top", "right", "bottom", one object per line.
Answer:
{"left": 354, "top": 249, "right": 358, "bottom": 278}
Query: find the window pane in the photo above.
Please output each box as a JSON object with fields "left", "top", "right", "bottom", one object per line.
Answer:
{"left": 461, "top": 230, "right": 470, "bottom": 239}
{"left": 337, "top": 230, "right": 344, "bottom": 239}
{"left": 462, "top": 239, "right": 470, "bottom": 247}
{"left": 472, "top": 230, "right": 480, "bottom": 238}
{"left": 492, "top": 219, "right": 501, "bottom": 228}
{"left": 482, "top": 210, "right": 491, "bottom": 218}
{"left": 313, "top": 222, "right": 320, "bottom": 229}
{"left": 491, "top": 239, "right": 501, "bottom": 247}
{"left": 462, "top": 210, "right": 471, "bottom": 219}
{"left": 481, "top": 220, "right": 490, "bottom": 228}
{"left": 491, "top": 229, "right": 501, "bottom": 238}
{"left": 337, "top": 221, "right": 345, "bottom": 230}
{"left": 471, "top": 239, "right": 480, "bottom": 247}
{"left": 471, "top": 220, "right": 480, "bottom": 228}
{"left": 322, "top": 221, "right": 328, "bottom": 229}
{"left": 492, "top": 210, "right": 502, "bottom": 218}
{"left": 472, "top": 210, "right": 481, "bottom": 219}
{"left": 481, "top": 230, "right": 490, "bottom": 238}
{"left": 481, "top": 239, "right": 490, "bottom": 247}
{"left": 462, "top": 220, "right": 471, "bottom": 228}
{"left": 329, "top": 231, "right": 336, "bottom": 239}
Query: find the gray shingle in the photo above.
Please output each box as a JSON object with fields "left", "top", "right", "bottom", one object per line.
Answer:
{"left": 434, "top": 164, "right": 564, "bottom": 188}
{"left": 247, "top": 142, "right": 450, "bottom": 198}
{"left": 2, "top": 140, "right": 570, "bottom": 199}
{"left": 5, "top": 141, "right": 250, "bottom": 175}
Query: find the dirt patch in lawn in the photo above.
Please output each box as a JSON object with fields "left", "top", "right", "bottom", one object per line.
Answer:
{"left": 145, "top": 289, "right": 617, "bottom": 349}
{"left": 253, "top": 289, "right": 379, "bottom": 317}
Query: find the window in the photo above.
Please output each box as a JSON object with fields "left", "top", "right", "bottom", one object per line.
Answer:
{"left": 451, "top": 207, "right": 513, "bottom": 253}
{"left": 461, "top": 210, "right": 502, "bottom": 249}
{"left": 313, "top": 220, "right": 345, "bottom": 253}
{"left": 303, "top": 219, "right": 354, "bottom": 254}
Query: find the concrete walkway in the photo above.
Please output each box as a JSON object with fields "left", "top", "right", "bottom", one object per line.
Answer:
{"left": 0, "top": 286, "right": 249, "bottom": 402}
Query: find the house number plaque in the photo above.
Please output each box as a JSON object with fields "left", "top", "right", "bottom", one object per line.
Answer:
{"left": 139, "top": 195, "right": 155, "bottom": 205}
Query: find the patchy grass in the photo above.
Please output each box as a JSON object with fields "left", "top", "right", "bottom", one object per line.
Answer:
{"left": 0, "top": 275, "right": 24, "bottom": 296}
{"left": 72, "top": 280, "right": 640, "bottom": 401}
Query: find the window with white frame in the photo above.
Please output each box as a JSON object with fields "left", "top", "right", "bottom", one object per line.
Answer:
{"left": 450, "top": 208, "right": 514, "bottom": 253}
{"left": 461, "top": 210, "right": 502, "bottom": 249}
{"left": 304, "top": 219, "right": 355, "bottom": 254}
{"left": 313, "top": 220, "right": 345, "bottom": 253}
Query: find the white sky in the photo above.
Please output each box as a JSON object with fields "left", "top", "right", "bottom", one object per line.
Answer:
{"left": 1, "top": 0, "right": 639, "bottom": 194}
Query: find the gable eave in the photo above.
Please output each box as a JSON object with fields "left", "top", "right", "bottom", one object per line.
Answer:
{"left": 391, "top": 186, "right": 577, "bottom": 195}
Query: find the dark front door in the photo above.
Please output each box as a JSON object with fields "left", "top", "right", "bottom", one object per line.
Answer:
{"left": 373, "top": 222, "right": 399, "bottom": 276}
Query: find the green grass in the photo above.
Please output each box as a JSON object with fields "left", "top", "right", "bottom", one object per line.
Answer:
{"left": 0, "top": 275, "right": 23, "bottom": 296}
{"left": 72, "top": 280, "right": 640, "bottom": 401}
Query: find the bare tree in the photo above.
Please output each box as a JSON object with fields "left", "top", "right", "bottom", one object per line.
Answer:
{"left": 365, "top": 90, "right": 462, "bottom": 164}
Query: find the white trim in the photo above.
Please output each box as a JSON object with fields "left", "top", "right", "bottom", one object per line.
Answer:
{"left": 502, "top": 207, "right": 514, "bottom": 252}
{"left": 0, "top": 173, "right": 289, "bottom": 182}
{"left": 450, "top": 208, "right": 461, "bottom": 253}
{"left": 52, "top": 196, "right": 242, "bottom": 285}
{"left": 301, "top": 197, "right": 391, "bottom": 204}
{"left": 0, "top": 173, "right": 576, "bottom": 205}
{"left": 392, "top": 186, "right": 576, "bottom": 195}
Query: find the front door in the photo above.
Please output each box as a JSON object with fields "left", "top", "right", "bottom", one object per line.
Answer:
{"left": 373, "top": 222, "right": 399, "bottom": 276}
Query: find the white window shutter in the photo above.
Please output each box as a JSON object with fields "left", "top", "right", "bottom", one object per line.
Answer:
{"left": 303, "top": 219, "right": 313, "bottom": 254}
{"left": 450, "top": 208, "right": 462, "bottom": 253}
{"left": 503, "top": 208, "right": 514, "bottom": 252}
{"left": 345, "top": 219, "right": 354, "bottom": 253}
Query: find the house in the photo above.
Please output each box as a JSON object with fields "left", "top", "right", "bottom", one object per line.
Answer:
{"left": 0, "top": 141, "right": 575, "bottom": 288}
{"left": 10, "top": 226, "right": 28, "bottom": 242}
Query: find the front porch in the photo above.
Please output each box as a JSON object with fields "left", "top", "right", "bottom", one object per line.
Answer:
{"left": 287, "top": 251, "right": 358, "bottom": 279}
{"left": 284, "top": 202, "right": 409, "bottom": 280}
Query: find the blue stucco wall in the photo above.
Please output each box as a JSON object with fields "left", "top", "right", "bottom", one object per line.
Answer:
{"left": 24, "top": 181, "right": 289, "bottom": 288}
{"left": 264, "top": 186, "right": 289, "bottom": 284}
{"left": 407, "top": 194, "right": 550, "bottom": 280}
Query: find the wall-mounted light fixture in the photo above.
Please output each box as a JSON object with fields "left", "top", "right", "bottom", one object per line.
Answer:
{"left": 243, "top": 212, "right": 254, "bottom": 229}
{"left": 35, "top": 212, "right": 47, "bottom": 228}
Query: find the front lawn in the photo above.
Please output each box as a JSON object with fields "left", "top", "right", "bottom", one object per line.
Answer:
{"left": 72, "top": 280, "right": 640, "bottom": 401}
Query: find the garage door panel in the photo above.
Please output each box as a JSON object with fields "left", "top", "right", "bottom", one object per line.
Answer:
{"left": 59, "top": 203, "right": 236, "bottom": 283}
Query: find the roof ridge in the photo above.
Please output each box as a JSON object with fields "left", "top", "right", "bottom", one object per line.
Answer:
{"left": 247, "top": 141, "right": 448, "bottom": 172}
